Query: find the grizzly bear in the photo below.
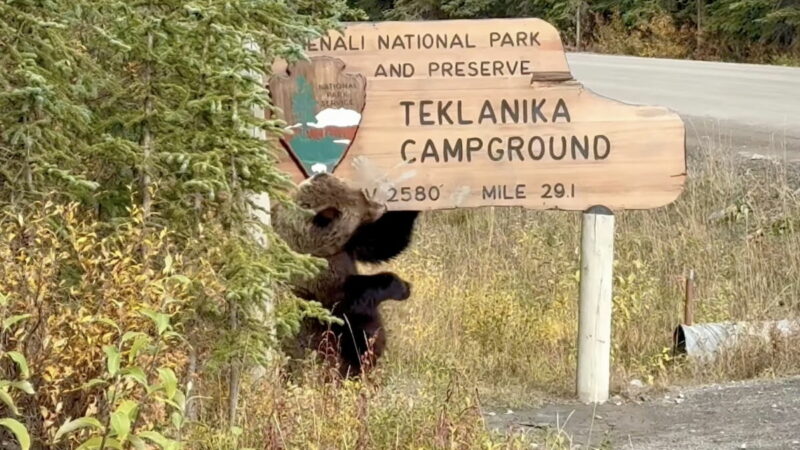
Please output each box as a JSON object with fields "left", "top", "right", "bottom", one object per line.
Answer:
{"left": 272, "top": 173, "right": 418, "bottom": 376}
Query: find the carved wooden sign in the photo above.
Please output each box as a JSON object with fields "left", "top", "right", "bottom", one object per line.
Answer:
{"left": 269, "top": 18, "right": 686, "bottom": 211}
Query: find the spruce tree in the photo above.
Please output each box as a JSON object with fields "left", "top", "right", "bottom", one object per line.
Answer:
{"left": 80, "top": 0, "right": 362, "bottom": 423}
{"left": 0, "top": 0, "right": 97, "bottom": 201}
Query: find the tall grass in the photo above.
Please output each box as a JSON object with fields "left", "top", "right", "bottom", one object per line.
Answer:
{"left": 205, "top": 138, "right": 800, "bottom": 448}
{"left": 5, "top": 137, "right": 798, "bottom": 449}
{"left": 380, "top": 138, "right": 800, "bottom": 406}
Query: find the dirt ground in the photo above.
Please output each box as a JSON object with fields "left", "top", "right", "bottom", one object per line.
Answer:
{"left": 485, "top": 376, "right": 800, "bottom": 449}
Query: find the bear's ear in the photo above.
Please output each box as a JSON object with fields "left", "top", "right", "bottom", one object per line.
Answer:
{"left": 312, "top": 207, "right": 341, "bottom": 228}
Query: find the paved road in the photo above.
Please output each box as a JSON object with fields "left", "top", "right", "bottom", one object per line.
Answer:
{"left": 566, "top": 53, "right": 800, "bottom": 159}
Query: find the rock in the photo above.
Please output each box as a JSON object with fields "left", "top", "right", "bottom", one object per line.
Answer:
{"left": 625, "top": 378, "right": 649, "bottom": 399}
{"left": 708, "top": 205, "right": 737, "bottom": 223}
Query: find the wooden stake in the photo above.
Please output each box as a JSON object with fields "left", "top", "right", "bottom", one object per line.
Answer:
{"left": 577, "top": 205, "right": 615, "bottom": 404}
{"left": 684, "top": 269, "right": 695, "bottom": 326}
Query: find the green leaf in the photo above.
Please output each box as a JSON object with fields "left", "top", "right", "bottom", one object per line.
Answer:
{"left": 54, "top": 417, "right": 104, "bottom": 442}
{"left": 139, "top": 308, "right": 158, "bottom": 324}
{"left": 171, "top": 411, "right": 182, "bottom": 430}
{"left": 155, "top": 314, "right": 170, "bottom": 335}
{"left": 0, "top": 389, "right": 20, "bottom": 416}
{"left": 0, "top": 418, "right": 31, "bottom": 450}
{"left": 128, "top": 335, "right": 151, "bottom": 363}
{"left": 230, "top": 426, "right": 243, "bottom": 436}
{"left": 110, "top": 411, "right": 131, "bottom": 442}
{"left": 76, "top": 436, "right": 122, "bottom": 450}
{"left": 121, "top": 367, "right": 147, "bottom": 387}
{"left": 2, "top": 314, "right": 31, "bottom": 331}
{"left": 172, "top": 389, "right": 186, "bottom": 411}
{"left": 115, "top": 400, "right": 139, "bottom": 421}
{"left": 75, "top": 436, "right": 101, "bottom": 450}
{"left": 121, "top": 331, "right": 146, "bottom": 344}
{"left": 10, "top": 381, "right": 34, "bottom": 395}
{"left": 138, "top": 430, "right": 174, "bottom": 448}
{"left": 157, "top": 368, "right": 178, "bottom": 400}
{"left": 129, "top": 435, "right": 147, "bottom": 450}
{"left": 6, "top": 352, "right": 30, "bottom": 379}
{"left": 140, "top": 309, "right": 170, "bottom": 335}
{"left": 103, "top": 345, "right": 121, "bottom": 376}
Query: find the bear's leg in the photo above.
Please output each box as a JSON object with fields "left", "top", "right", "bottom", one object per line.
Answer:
{"left": 334, "top": 313, "right": 387, "bottom": 378}
{"left": 341, "top": 272, "right": 411, "bottom": 314}
{"left": 334, "top": 315, "right": 369, "bottom": 377}
{"left": 345, "top": 211, "right": 419, "bottom": 263}
{"left": 332, "top": 273, "right": 409, "bottom": 377}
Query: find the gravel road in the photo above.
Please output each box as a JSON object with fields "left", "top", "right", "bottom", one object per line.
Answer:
{"left": 486, "top": 376, "right": 800, "bottom": 449}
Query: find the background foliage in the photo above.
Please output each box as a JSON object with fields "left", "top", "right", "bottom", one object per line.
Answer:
{"left": 0, "top": 0, "right": 359, "bottom": 447}
{"left": 353, "top": 0, "right": 800, "bottom": 64}
{"left": 2, "top": 0, "right": 800, "bottom": 448}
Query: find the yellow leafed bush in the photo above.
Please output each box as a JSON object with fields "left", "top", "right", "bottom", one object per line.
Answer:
{"left": 0, "top": 201, "right": 205, "bottom": 447}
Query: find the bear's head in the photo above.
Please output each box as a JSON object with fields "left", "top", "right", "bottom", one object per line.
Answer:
{"left": 273, "top": 173, "right": 386, "bottom": 258}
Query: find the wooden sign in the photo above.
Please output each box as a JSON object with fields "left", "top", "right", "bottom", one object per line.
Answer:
{"left": 269, "top": 18, "right": 686, "bottom": 211}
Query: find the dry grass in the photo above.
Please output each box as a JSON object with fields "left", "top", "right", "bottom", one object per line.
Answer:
{"left": 380, "top": 137, "right": 800, "bottom": 405}
{"left": 188, "top": 138, "right": 800, "bottom": 448}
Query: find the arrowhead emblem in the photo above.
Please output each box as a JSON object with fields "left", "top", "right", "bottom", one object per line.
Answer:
{"left": 269, "top": 57, "right": 366, "bottom": 177}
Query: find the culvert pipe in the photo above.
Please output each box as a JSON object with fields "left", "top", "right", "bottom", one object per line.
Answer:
{"left": 672, "top": 320, "right": 800, "bottom": 361}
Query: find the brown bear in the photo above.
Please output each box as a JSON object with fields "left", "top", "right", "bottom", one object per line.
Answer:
{"left": 272, "top": 173, "right": 419, "bottom": 376}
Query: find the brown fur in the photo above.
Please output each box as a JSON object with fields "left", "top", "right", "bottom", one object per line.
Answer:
{"left": 273, "top": 173, "right": 385, "bottom": 260}
{"left": 273, "top": 173, "right": 385, "bottom": 307}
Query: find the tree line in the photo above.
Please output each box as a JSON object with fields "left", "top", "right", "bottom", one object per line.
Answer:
{"left": 350, "top": 0, "right": 800, "bottom": 63}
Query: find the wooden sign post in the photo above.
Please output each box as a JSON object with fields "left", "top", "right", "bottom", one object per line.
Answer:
{"left": 269, "top": 18, "right": 686, "bottom": 404}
